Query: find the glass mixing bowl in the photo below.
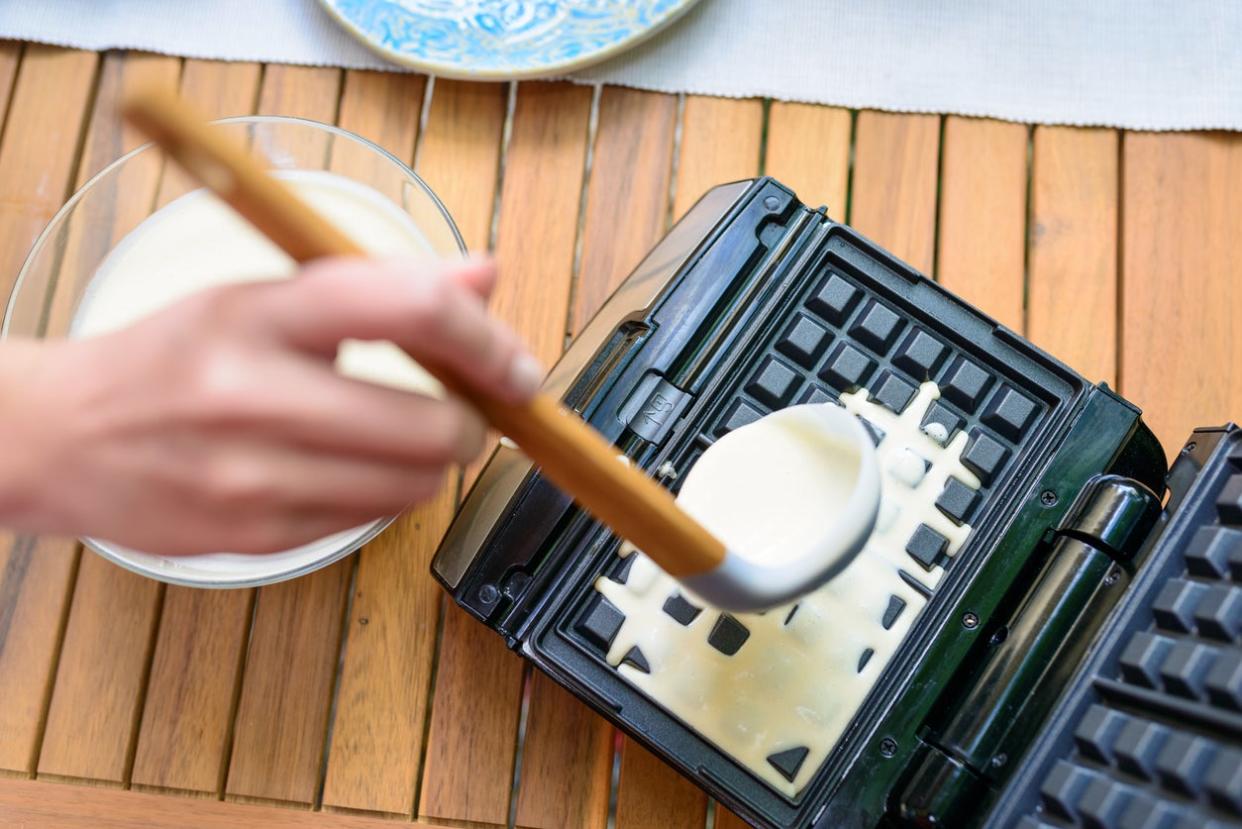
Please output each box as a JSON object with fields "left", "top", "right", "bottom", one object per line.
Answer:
{"left": 3, "top": 116, "right": 465, "bottom": 588}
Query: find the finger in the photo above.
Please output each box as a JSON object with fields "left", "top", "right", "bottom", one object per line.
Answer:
{"left": 194, "top": 355, "right": 487, "bottom": 466}
{"left": 452, "top": 255, "right": 498, "bottom": 300}
{"left": 200, "top": 441, "right": 449, "bottom": 516}
{"left": 250, "top": 258, "right": 543, "bottom": 404}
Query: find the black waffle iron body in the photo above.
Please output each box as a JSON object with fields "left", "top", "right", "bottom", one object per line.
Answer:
{"left": 432, "top": 179, "right": 1242, "bottom": 828}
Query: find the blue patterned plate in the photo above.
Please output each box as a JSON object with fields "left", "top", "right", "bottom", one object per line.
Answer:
{"left": 319, "top": 0, "right": 702, "bottom": 80}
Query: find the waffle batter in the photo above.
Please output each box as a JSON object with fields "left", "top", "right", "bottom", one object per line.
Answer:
{"left": 594, "top": 381, "right": 980, "bottom": 795}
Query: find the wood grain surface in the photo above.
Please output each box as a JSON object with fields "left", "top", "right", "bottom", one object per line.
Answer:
{"left": 129, "top": 58, "right": 264, "bottom": 797}
{"left": 0, "top": 534, "right": 79, "bottom": 776}
{"left": 0, "top": 45, "right": 98, "bottom": 777}
{"left": 714, "top": 806, "right": 752, "bottom": 829}
{"left": 222, "top": 65, "right": 349, "bottom": 808}
{"left": 35, "top": 51, "right": 180, "bottom": 788}
{"left": 672, "top": 95, "right": 763, "bottom": 221}
{"left": 225, "top": 558, "right": 352, "bottom": 805}
{"left": 572, "top": 87, "right": 678, "bottom": 330}
{"left": 484, "top": 80, "right": 600, "bottom": 829}
{"left": 415, "top": 78, "right": 519, "bottom": 829}
{"left": 331, "top": 70, "right": 425, "bottom": 203}
{"left": 514, "top": 671, "right": 613, "bottom": 829}
{"left": 1121, "top": 130, "right": 1242, "bottom": 456}
{"left": 614, "top": 740, "right": 707, "bottom": 829}
{"left": 937, "top": 117, "right": 1028, "bottom": 329}
{"left": 851, "top": 112, "right": 941, "bottom": 274}
{"left": 317, "top": 67, "right": 437, "bottom": 818}
{"left": 320, "top": 490, "right": 454, "bottom": 816}
{"left": 0, "top": 776, "right": 436, "bottom": 828}
{"left": 765, "top": 102, "right": 852, "bottom": 216}
{"left": 1027, "top": 126, "right": 1120, "bottom": 384}
{"left": 414, "top": 79, "right": 508, "bottom": 254}
{"left": 0, "top": 42, "right": 20, "bottom": 119}
{"left": 574, "top": 86, "right": 696, "bottom": 829}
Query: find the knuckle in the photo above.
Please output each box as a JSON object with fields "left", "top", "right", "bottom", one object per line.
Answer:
{"left": 191, "top": 282, "right": 248, "bottom": 324}
{"left": 190, "top": 346, "right": 256, "bottom": 421}
{"left": 405, "top": 275, "right": 452, "bottom": 332}
{"left": 204, "top": 456, "right": 277, "bottom": 508}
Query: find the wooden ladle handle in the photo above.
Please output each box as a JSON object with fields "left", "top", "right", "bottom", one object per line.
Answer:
{"left": 121, "top": 88, "right": 727, "bottom": 578}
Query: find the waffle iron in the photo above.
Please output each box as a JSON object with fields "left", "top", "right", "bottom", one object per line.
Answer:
{"left": 431, "top": 178, "right": 1241, "bottom": 828}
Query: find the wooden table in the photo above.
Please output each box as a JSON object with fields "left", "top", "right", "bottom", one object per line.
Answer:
{"left": 0, "top": 44, "right": 1238, "bottom": 829}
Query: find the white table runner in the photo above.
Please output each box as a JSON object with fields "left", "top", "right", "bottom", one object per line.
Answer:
{"left": 2, "top": 0, "right": 1240, "bottom": 131}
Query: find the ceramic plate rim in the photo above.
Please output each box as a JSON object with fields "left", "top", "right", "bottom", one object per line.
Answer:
{"left": 317, "top": 0, "right": 704, "bottom": 81}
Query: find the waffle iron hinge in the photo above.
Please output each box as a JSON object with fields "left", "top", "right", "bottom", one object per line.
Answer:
{"left": 895, "top": 474, "right": 1162, "bottom": 827}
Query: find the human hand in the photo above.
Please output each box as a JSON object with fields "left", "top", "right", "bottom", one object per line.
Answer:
{"left": 0, "top": 257, "right": 539, "bottom": 554}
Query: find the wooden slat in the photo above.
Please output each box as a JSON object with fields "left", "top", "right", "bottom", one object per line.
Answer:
{"left": 851, "top": 112, "right": 941, "bottom": 274}
{"left": 431, "top": 78, "right": 600, "bottom": 828}
{"left": 178, "top": 59, "right": 261, "bottom": 117}
{"left": 571, "top": 87, "right": 678, "bottom": 330}
{"left": 255, "top": 65, "right": 342, "bottom": 166}
{"left": 130, "top": 588, "right": 254, "bottom": 795}
{"left": 36, "top": 558, "right": 163, "bottom": 785}
{"left": 764, "top": 102, "right": 852, "bottom": 215}
{"left": 0, "top": 45, "right": 98, "bottom": 777}
{"left": 489, "top": 81, "right": 593, "bottom": 367}
{"left": 35, "top": 51, "right": 181, "bottom": 787}
{"left": 0, "top": 535, "right": 79, "bottom": 776}
{"left": 0, "top": 46, "right": 98, "bottom": 316}
{"left": 225, "top": 561, "right": 352, "bottom": 805}
{"left": 0, "top": 42, "right": 20, "bottom": 124}
{"left": 484, "top": 81, "right": 604, "bottom": 829}
{"left": 153, "top": 61, "right": 262, "bottom": 206}
{"left": 335, "top": 69, "right": 424, "bottom": 155}
{"left": 317, "top": 68, "right": 438, "bottom": 818}
{"left": 321, "top": 493, "right": 452, "bottom": 816}
{"left": 515, "top": 672, "right": 613, "bottom": 829}
{"left": 671, "top": 95, "right": 763, "bottom": 221}
{"left": 714, "top": 807, "right": 749, "bottom": 829}
{"left": 329, "top": 70, "right": 424, "bottom": 202}
{"left": 71, "top": 53, "right": 181, "bottom": 183}
{"left": 1027, "top": 126, "right": 1119, "bottom": 384}
{"left": 419, "top": 607, "right": 523, "bottom": 825}
{"left": 223, "top": 64, "right": 350, "bottom": 808}
{"left": 614, "top": 740, "right": 707, "bottom": 829}
{"left": 574, "top": 87, "right": 706, "bottom": 829}
{"left": 414, "top": 79, "right": 507, "bottom": 254}
{"left": 129, "top": 59, "right": 264, "bottom": 797}
{"left": 414, "top": 79, "right": 516, "bottom": 828}
{"left": 0, "top": 777, "right": 439, "bottom": 829}
{"left": 936, "top": 117, "right": 1028, "bottom": 329}
{"left": 44, "top": 52, "right": 183, "bottom": 337}
{"left": 1121, "top": 131, "right": 1242, "bottom": 455}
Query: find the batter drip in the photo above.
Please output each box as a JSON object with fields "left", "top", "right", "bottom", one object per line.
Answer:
{"left": 594, "top": 381, "right": 980, "bottom": 795}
